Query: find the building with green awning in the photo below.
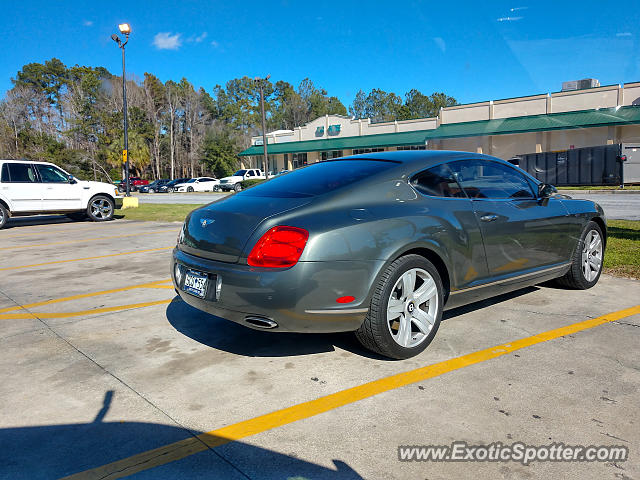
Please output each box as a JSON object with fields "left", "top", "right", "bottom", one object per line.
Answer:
{"left": 238, "top": 83, "right": 640, "bottom": 173}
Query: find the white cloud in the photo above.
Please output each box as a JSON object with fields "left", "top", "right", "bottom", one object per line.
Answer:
{"left": 616, "top": 32, "right": 632, "bottom": 37}
{"left": 433, "top": 37, "right": 446, "bottom": 53}
{"left": 510, "top": 6, "right": 528, "bottom": 11}
{"left": 497, "top": 16, "right": 523, "bottom": 22}
{"left": 153, "top": 32, "right": 182, "bottom": 50}
{"left": 83, "top": 20, "right": 93, "bottom": 27}
{"left": 211, "top": 40, "right": 220, "bottom": 48}
{"left": 194, "top": 32, "right": 207, "bottom": 43}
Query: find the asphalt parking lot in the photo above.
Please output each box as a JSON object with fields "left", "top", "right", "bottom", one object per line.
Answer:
{"left": 1, "top": 218, "right": 639, "bottom": 479}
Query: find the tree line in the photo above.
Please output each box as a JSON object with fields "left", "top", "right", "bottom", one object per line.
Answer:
{"left": 0, "top": 57, "right": 457, "bottom": 181}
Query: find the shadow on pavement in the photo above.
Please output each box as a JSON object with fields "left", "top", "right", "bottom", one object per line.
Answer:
{"left": 3, "top": 214, "right": 78, "bottom": 229}
{"left": 166, "top": 298, "right": 386, "bottom": 359}
{"left": 0, "top": 391, "right": 363, "bottom": 479}
{"left": 167, "top": 286, "right": 541, "bottom": 359}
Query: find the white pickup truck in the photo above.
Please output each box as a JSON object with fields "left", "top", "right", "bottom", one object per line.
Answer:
{"left": 0, "top": 159, "right": 123, "bottom": 229}
{"left": 217, "top": 169, "right": 266, "bottom": 192}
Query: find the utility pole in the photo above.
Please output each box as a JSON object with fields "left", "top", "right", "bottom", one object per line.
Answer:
{"left": 111, "top": 23, "right": 131, "bottom": 196}
{"left": 254, "top": 75, "right": 271, "bottom": 179}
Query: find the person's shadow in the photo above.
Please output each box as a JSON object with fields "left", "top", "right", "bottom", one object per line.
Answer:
{"left": 0, "top": 390, "right": 363, "bottom": 479}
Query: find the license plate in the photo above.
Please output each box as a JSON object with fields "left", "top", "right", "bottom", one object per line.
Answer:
{"left": 183, "top": 270, "right": 209, "bottom": 298}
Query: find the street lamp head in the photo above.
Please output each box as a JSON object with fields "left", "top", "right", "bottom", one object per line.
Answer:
{"left": 111, "top": 34, "right": 121, "bottom": 45}
{"left": 118, "top": 23, "right": 131, "bottom": 34}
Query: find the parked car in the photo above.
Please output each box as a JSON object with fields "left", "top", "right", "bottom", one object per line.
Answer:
{"left": 174, "top": 177, "right": 220, "bottom": 192}
{"left": 0, "top": 160, "right": 123, "bottom": 228}
{"left": 172, "top": 151, "right": 607, "bottom": 359}
{"left": 117, "top": 177, "right": 149, "bottom": 192}
{"left": 159, "top": 178, "right": 190, "bottom": 193}
{"left": 218, "top": 169, "right": 265, "bottom": 192}
{"left": 139, "top": 179, "right": 170, "bottom": 193}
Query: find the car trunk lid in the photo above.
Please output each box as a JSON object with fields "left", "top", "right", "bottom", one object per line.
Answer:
{"left": 180, "top": 194, "right": 312, "bottom": 263}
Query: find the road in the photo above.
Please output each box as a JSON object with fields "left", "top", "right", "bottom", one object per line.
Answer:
{"left": 135, "top": 191, "right": 640, "bottom": 220}
{"left": 562, "top": 192, "right": 640, "bottom": 221}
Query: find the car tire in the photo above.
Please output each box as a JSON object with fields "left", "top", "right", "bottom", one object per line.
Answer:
{"left": 213, "top": 185, "right": 220, "bottom": 192}
{"left": 187, "top": 186, "right": 194, "bottom": 193}
{"left": 554, "top": 220, "right": 604, "bottom": 290}
{"left": 149, "top": 188, "right": 155, "bottom": 194}
{"left": 355, "top": 254, "right": 444, "bottom": 359}
{"left": 86, "top": 195, "right": 115, "bottom": 222}
{"left": 0, "top": 203, "right": 8, "bottom": 229}
{"left": 234, "top": 183, "right": 242, "bottom": 193}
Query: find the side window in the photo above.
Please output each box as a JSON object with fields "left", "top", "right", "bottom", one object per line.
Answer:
{"left": 411, "top": 163, "right": 466, "bottom": 198}
{"left": 37, "top": 164, "right": 68, "bottom": 183}
{"left": 247, "top": 170, "right": 255, "bottom": 177}
{"left": 7, "top": 163, "right": 38, "bottom": 183}
{"left": 1, "top": 164, "right": 9, "bottom": 182}
{"left": 448, "top": 160, "right": 535, "bottom": 199}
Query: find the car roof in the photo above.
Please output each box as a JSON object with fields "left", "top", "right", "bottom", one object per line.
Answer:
{"left": 0, "top": 159, "right": 56, "bottom": 166}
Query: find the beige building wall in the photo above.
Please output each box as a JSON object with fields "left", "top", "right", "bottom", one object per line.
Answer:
{"left": 440, "top": 102, "right": 490, "bottom": 124}
{"left": 493, "top": 95, "right": 547, "bottom": 119}
{"left": 622, "top": 82, "right": 640, "bottom": 106}
{"left": 550, "top": 86, "right": 619, "bottom": 113}
{"left": 621, "top": 125, "right": 640, "bottom": 143}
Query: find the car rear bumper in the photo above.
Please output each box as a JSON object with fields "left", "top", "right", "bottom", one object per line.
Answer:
{"left": 171, "top": 248, "right": 382, "bottom": 333}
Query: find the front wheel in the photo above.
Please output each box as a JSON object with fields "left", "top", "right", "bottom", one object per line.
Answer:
{"left": 87, "top": 195, "right": 114, "bottom": 222}
{"left": 187, "top": 186, "right": 194, "bottom": 193}
{"left": 0, "top": 203, "right": 8, "bottom": 229}
{"left": 234, "top": 183, "right": 243, "bottom": 192}
{"left": 554, "top": 221, "right": 604, "bottom": 289}
{"left": 355, "top": 255, "right": 444, "bottom": 359}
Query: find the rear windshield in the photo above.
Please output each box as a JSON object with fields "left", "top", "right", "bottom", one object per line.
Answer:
{"left": 240, "top": 159, "right": 398, "bottom": 198}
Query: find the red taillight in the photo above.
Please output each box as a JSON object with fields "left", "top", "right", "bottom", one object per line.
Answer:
{"left": 247, "top": 226, "right": 309, "bottom": 268}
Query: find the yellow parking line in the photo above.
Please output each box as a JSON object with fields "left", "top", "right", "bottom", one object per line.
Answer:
{"left": 0, "top": 299, "right": 172, "bottom": 320}
{"left": 0, "top": 247, "right": 173, "bottom": 272}
{"left": 62, "top": 304, "right": 640, "bottom": 480}
{"left": 0, "top": 279, "right": 172, "bottom": 314}
{"left": 0, "top": 230, "right": 178, "bottom": 251}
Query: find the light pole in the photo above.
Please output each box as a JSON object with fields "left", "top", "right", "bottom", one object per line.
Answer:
{"left": 254, "top": 75, "right": 270, "bottom": 179}
{"left": 111, "top": 23, "right": 131, "bottom": 196}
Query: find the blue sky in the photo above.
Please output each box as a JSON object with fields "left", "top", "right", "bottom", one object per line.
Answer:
{"left": 2, "top": 0, "right": 639, "bottom": 108}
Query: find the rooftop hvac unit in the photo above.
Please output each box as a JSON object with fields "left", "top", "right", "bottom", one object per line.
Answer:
{"left": 561, "top": 78, "right": 600, "bottom": 91}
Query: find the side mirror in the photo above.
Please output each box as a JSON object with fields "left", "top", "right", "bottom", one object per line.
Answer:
{"left": 68, "top": 174, "right": 77, "bottom": 184}
{"left": 538, "top": 183, "right": 557, "bottom": 198}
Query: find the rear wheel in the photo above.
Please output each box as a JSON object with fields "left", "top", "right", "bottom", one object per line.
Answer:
{"left": 87, "top": 195, "right": 114, "bottom": 222}
{"left": 355, "top": 255, "right": 444, "bottom": 359}
{"left": 149, "top": 188, "right": 155, "bottom": 193}
{"left": 555, "top": 221, "right": 604, "bottom": 289}
{"left": 0, "top": 203, "right": 8, "bottom": 229}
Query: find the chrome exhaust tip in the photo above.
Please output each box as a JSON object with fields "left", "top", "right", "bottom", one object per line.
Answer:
{"left": 244, "top": 315, "right": 278, "bottom": 329}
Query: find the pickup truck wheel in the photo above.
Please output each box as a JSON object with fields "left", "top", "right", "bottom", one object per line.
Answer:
{"left": 0, "top": 203, "right": 8, "bottom": 229}
{"left": 234, "top": 183, "right": 243, "bottom": 192}
{"left": 87, "top": 195, "right": 114, "bottom": 222}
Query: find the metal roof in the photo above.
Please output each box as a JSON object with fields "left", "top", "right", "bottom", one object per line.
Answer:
{"left": 238, "top": 106, "right": 640, "bottom": 156}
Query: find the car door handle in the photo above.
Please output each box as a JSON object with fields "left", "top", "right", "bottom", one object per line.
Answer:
{"left": 480, "top": 214, "right": 498, "bottom": 222}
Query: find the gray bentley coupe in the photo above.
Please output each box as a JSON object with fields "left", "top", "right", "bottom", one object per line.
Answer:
{"left": 172, "top": 151, "right": 606, "bottom": 359}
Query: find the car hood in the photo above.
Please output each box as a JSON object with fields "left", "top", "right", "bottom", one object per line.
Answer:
{"left": 78, "top": 180, "right": 119, "bottom": 192}
{"left": 179, "top": 194, "right": 312, "bottom": 263}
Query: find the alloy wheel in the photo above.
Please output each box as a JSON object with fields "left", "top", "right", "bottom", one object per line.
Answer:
{"left": 581, "top": 230, "right": 603, "bottom": 282}
{"left": 90, "top": 198, "right": 113, "bottom": 219}
{"left": 386, "top": 268, "right": 438, "bottom": 348}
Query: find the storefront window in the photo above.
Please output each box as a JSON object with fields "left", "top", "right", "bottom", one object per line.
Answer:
{"left": 353, "top": 148, "right": 385, "bottom": 155}
{"left": 321, "top": 150, "right": 343, "bottom": 160}
{"left": 292, "top": 152, "right": 308, "bottom": 169}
